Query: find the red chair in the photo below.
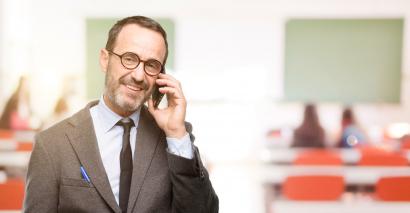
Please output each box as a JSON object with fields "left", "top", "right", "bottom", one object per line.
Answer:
{"left": 0, "top": 129, "right": 14, "bottom": 139}
{"left": 400, "top": 135, "right": 410, "bottom": 150}
{"left": 16, "top": 142, "right": 33, "bottom": 151}
{"left": 358, "top": 146, "right": 390, "bottom": 155}
{"left": 294, "top": 149, "right": 342, "bottom": 166}
{"left": 0, "top": 178, "right": 25, "bottom": 210}
{"left": 402, "top": 141, "right": 410, "bottom": 150}
{"left": 283, "top": 175, "right": 345, "bottom": 200}
{"left": 358, "top": 149, "right": 408, "bottom": 166}
{"left": 376, "top": 176, "right": 410, "bottom": 201}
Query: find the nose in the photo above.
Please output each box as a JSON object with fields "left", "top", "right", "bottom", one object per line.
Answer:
{"left": 132, "top": 62, "right": 145, "bottom": 82}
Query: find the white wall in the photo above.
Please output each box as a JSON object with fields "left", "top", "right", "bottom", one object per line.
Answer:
{"left": 0, "top": 0, "right": 33, "bottom": 110}
{"left": 0, "top": 0, "right": 409, "bottom": 157}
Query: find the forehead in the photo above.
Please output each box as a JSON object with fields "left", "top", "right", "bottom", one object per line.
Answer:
{"left": 113, "top": 24, "right": 166, "bottom": 62}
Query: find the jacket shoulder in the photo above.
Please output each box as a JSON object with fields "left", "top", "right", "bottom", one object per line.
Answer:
{"left": 35, "top": 108, "right": 86, "bottom": 146}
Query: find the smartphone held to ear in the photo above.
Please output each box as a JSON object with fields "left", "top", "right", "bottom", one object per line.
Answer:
{"left": 152, "top": 70, "right": 166, "bottom": 109}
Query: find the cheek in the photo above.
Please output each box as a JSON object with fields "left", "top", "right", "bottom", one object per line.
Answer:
{"left": 146, "top": 77, "right": 157, "bottom": 92}
{"left": 107, "top": 65, "right": 125, "bottom": 84}
{"left": 107, "top": 71, "right": 118, "bottom": 86}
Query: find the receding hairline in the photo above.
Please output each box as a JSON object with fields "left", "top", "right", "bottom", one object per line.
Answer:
{"left": 105, "top": 16, "right": 169, "bottom": 64}
{"left": 112, "top": 24, "right": 167, "bottom": 61}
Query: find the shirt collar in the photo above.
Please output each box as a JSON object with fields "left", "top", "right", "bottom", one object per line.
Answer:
{"left": 97, "top": 95, "right": 141, "bottom": 133}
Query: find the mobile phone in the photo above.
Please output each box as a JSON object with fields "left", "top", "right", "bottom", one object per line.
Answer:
{"left": 152, "top": 69, "right": 166, "bottom": 108}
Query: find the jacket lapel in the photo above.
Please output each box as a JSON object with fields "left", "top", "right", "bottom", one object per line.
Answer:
{"left": 127, "top": 106, "right": 162, "bottom": 213}
{"left": 65, "top": 101, "right": 122, "bottom": 213}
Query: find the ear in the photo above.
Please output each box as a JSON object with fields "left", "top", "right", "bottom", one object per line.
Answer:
{"left": 99, "top": 48, "right": 109, "bottom": 74}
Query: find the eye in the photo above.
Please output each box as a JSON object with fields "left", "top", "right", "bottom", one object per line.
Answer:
{"left": 122, "top": 53, "right": 138, "bottom": 64}
{"left": 146, "top": 60, "right": 162, "bottom": 69}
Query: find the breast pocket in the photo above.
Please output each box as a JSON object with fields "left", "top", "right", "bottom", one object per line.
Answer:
{"left": 58, "top": 177, "right": 109, "bottom": 213}
{"left": 61, "top": 177, "right": 94, "bottom": 188}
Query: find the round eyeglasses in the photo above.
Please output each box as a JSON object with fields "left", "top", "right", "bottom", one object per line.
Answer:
{"left": 107, "top": 50, "right": 164, "bottom": 76}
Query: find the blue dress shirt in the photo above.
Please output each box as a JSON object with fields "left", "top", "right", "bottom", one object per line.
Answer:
{"left": 90, "top": 96, "right": 193, "bottom": 205}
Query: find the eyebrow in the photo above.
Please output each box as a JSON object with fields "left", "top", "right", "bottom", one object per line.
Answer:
{"left": 120, "top": 50, "right": 162, "bottom": 63}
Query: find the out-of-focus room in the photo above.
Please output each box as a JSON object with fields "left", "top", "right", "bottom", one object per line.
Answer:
{"left": 1, "top": 0, "right": 410, "bottom": 212}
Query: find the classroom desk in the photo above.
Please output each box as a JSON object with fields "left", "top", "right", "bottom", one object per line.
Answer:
{"left": 260, "top": 148, "right": 410, "bottom": 165}
{"left": 0, "top": 130, "right": 35, "bottom": 152}
{"left": 271, "top": 201, "right": 410, "bottom": 213}
{"left": 0, "top": 140, "right": 33, "bottom": 152}
{"left": 261, "top": 165, "right": 410, "bottom": 185}
{"left": 0, "top": 140, "right": 16, "bottom": 151}
{"left": 0, "top": 152, "right": 31, "bottom": 167}
{"left": 0, "top": 171, "right": 6, "bottom": 183}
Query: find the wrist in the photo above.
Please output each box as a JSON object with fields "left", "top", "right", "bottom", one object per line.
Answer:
{"left": 165, "top": 126, "right": 187, "bottom": 139}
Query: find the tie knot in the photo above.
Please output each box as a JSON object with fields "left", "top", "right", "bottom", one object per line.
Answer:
{"left": 116, "top": 118, "right": 135, "bottom": 130}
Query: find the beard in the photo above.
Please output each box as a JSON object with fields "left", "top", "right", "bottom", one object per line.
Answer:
{"left": 104, "top": 68, "right": 152, "bottom": 113}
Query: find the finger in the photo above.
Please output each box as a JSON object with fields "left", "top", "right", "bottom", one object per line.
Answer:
{"left": 157, "top": 74, "right": 185, "bottom": 97}
{"left": 156, "top": 78, "right": 179, "bottom": 89}
{"left": 158, "top": 73, "right": 179, "bottom": 83}
{"left": 159, "top": 86, "right": 176, "bottom": 95}
{"left": 158, "top": 86, "right": 183, "bottom": 99}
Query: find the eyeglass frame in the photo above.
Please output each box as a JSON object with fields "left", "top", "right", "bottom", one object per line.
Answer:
{"left": 106, "top": 49, "right": 164, "bottom": 76}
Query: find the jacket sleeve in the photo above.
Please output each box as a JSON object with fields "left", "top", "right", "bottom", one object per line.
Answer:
{"left": 167, "top": 122, "right": 219, "bottom": 213}
{"left": 23, "top": 134, "right": 59, "bottom": 213}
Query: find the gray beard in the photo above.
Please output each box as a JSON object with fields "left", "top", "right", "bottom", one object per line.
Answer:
{"left": 104, "top": 67, "right": 150, "bottom": 114}
{"left": 106, "top": 88, "right": 146, "bottom": 113}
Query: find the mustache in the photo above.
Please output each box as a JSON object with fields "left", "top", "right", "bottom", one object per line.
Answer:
{"left": 119, "top": 76, "right": 148, "bottom": 90}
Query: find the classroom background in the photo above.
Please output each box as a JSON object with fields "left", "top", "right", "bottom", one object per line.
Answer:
{"left": 1, "top": 0, "right": 410, "bottom": 212}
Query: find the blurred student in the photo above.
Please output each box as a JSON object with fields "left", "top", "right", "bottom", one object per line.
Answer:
{"left": 337, "top": 107, "right": 367, "bottom": 148}
{"left": 291, "top": 104, "right": 326, "bottom": 148}
{"left": 40, "top": 96, "right": 70, "bottom": 130}
{"left": 0, "top": 76, "right": 32, "bottom": 130}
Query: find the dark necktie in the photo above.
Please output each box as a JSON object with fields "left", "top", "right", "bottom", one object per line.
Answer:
{"left": 117, "top": 118, "right": 135, "bottom": 213}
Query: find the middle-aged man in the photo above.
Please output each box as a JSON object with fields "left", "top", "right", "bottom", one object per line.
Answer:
{"left": 23, "top": 15, "right": 219, "bottom": 213}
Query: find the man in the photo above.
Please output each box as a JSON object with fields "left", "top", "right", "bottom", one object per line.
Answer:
{"left": 24, "top": 16, "right": 218, "bottom": 213}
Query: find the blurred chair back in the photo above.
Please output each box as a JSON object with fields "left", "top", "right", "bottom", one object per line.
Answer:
{"left": 0, "top": 129, "right": 14, "bottom": 139}
{"left": 401, "top": 136, "right": 410, "bottom": 150}
{"left": 16, "top": 142, "right": 34, "bottom": 151}
{"left": 376, "top": 176, "right": 410, "bottom": 201}
{"left": 358, "top": 149, "right": 408, "bottom": 166}
{"left": 294, "top": 149, "right": 342, "bottom": 166}
{"left": 0, "top": 178, "right": 25, "bottom": 210}
{"left": 283, "top": 175, "right": 344, "bottom": 201}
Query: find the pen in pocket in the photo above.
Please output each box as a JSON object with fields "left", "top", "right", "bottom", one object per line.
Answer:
{"left": 80, "top": 166, "right": 91, "bottom": 183}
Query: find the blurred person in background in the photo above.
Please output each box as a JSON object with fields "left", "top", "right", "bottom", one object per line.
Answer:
{"left": 0, "top": 76, "right": 32, "bottom": 130}
{"left": 40, "top": 96, "right": 70, "bottom": 130}
{"left": 40, "top": 75, "right": 80, "bottom": 130}
{"left": 337, "top": 107, "right": 367, "bottom": 148}
{"left": 291, "top": 104, "right": 326, "bottom": 148}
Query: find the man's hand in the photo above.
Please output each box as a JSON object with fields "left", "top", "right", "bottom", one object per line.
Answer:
{"left": 148, "top": 73, "right": 187, "bottom": 139}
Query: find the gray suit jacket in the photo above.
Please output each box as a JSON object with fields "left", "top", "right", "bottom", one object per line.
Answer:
{"left": 23, "top": 101, "right": 218, "bottom": 213}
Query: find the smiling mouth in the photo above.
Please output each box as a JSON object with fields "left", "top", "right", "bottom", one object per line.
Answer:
{"left": 125, "top": 84, "right": 142, "bottom": 92}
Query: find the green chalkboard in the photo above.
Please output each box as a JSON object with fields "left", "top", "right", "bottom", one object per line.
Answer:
{"left": 86, "top": 18, "right": 175, "bottom": 100}
{"left": 284, "top": 19, "right": 403, "bottom": 103}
